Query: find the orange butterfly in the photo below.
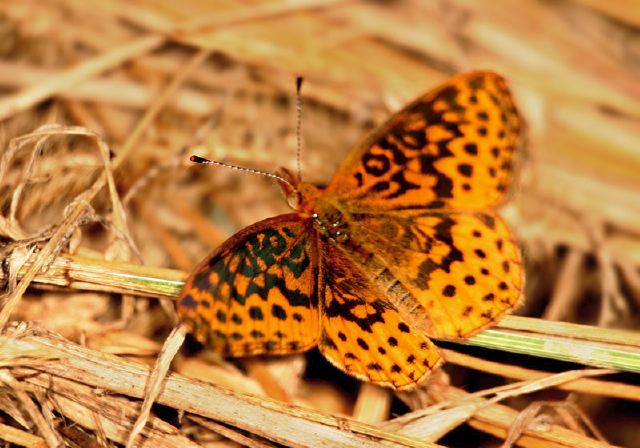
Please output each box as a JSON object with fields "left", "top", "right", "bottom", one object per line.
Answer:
{"left": 177, "top": 71, "right": 524, "bottom": 390}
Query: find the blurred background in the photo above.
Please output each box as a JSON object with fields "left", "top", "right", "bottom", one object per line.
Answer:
{"left": 0, "top": 1, "right": 639, "bottom": 447}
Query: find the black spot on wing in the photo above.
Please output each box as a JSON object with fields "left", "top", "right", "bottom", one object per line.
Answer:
{"left": 180, "top": 295, "right": 197, "bottom": 310}
{"left": 271, "top": 304, "right": 287, "bottom": 320}
{"left": 249, "top": 306, "right": 264, "bottom": 321}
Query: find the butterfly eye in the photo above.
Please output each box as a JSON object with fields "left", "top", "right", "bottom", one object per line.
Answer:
{"left": 286, "top": 191, "right": 302, "bottom": 210}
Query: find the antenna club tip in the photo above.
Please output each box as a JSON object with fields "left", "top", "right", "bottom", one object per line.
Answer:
{"left": 190, "top": 155, "right": 207, "bottom": 163}
{"left": 296, "top": 76, "right": 303, "bottom": 92}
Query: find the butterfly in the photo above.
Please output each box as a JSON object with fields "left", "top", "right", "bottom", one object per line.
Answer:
{"left": 177, "top": 71, "right": 524, "bottom": 390}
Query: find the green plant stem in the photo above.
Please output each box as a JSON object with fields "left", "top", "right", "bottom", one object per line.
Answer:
{"left": 7, "top": 253, "right": 640, "bottom": 375}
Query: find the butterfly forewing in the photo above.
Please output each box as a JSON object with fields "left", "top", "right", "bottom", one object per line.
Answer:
{"left": 326, "top": 71, "right": 521, "bottom": 211}
{"left": 177, "top": 214, "right": 320, "bottom": 356}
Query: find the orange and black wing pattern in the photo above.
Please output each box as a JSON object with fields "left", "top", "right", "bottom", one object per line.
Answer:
{"left": 349, "top": 209, "right": 523, "bottom": 340}
{"left": 177, "top": 214, "right": 320, "bottom": 356}
{"left": 318, "top": 238, "right": 442, "bottom": 390}
{"left": 326, "top": 71, "right": 521, "bottom": 211}
{"left": 321, "top": 71, "right": 524, "bottom": 344}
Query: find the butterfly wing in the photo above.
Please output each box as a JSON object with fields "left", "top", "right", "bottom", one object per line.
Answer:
{"left": 318, "top": 238, "right": 442, "bottom": 390}
{"left": 322, "top": 71, "right": 524, "bottom": 342}
{"left": 177, "top": 214, "right": 320, "bottom": 356}
{"left": 326, "top": 71, "right": 521, "bottom": 211}
{"left": 348, "top": 210, "right": 523, "bottom": 340}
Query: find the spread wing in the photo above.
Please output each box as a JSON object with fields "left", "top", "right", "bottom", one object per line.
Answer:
{"left": 326, "top": 71, "right": 521, "bottom": 211}
{"left": 322, "top": 70, "right": 524, "bottom": 341}
{"left": 177, "top": 214, "right": 320, "bottom": 356}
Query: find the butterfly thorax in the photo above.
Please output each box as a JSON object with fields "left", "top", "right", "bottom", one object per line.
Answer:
{"left": 277, "top": 167, "right": 350, "bottom": 243}
{"left": 308, "top": 195, "right": 350, "bottom": 242}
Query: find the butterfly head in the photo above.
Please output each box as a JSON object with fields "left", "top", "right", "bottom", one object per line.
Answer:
{"left": 275, "top": 167, "right": 348, "bottom": 241}
{"left": 275, "top": 166, "right": 315, "bottom": 212}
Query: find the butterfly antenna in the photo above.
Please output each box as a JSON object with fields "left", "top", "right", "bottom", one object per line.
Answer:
{"left": 190, "top": 155, "right": 296, "bottom": 190}
{"left": 295, "top": 76, "right": 303, "bottom": 182}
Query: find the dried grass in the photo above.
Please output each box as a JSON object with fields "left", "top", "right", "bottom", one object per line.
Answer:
{"left": 0, "top": 1, "right": 639, "bottom": 447}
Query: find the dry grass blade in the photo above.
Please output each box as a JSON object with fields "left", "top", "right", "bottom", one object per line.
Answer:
{"left": 0, "top": 253, "right": 185, "bottom": 297}
{"left": 353, "top": 383, "right": 392, "bottom": 423}
{"left": 387, "top": 369, "right": 613, "bottom": 444}
{"left": 0, "top": 370, "right": 60, "bottom": 447}
{"left": 125, "top": 324, "right": 187, "bottom": 448}
{"left": 173, "top": 0, "right": 356, "bottom": 35}
{"left": 411, "top": 386, "right": 616, "bottom": 448}
{"left": 500, "top": 402, "right": 544, "bottom": 448}
{"left": 443, "top": 350, "right": 640, "bottom": 402}
{"left": 0, "top": 61, "right": 216, "bottom": 115}
{"left": 499, "top": 400, "right": 611, "bottom": 448}
{"left": 33, "top": 375, "right": 201, "bottom": 447}
{"left": 0, "top": 422, "right": 47, "bottom": 448}
{"left": 189, "top": 416, "right": 278, "bottom": 448}
{"left": 0, "top": 48, "right": 210, "bottom": 326}
{"left": 499, "top": 316, "right": 640, "bottom": 347}
{"left": 0, "top": 35, "right": 163, "bottom": 121}
{"left": 0, "top": 126, "right": 115, "bottom": 327}
{"left": 0, "top": 325, "right": 441, "bottom": 448}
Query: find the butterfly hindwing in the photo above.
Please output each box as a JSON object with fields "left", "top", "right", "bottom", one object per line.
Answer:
{"left": 326, "top": 71, "right": 521, "bottom": 211}
{"left": 349, "top": 210, "right": 524, "bottom": 339}
{"left": 318, "top": 238, "right": 442, "bottom": 390}
{"left": 177, "top": 214, "right": 320, "bottom": 356}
